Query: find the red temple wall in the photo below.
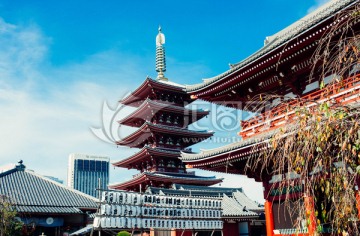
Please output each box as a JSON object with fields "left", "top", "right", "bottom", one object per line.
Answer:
{"left": 223, "top": 222, "right": 239, "bottom": 236}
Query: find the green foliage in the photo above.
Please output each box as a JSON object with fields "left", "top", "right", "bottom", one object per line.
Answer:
{"left": 0, "top": 195, "right": 23, "bottom": 236}
{"left": 246, "top": 3, "right": 360, "bottom": 234}
{"left": 117, "top": 231, "right": 131, "bottom": 236}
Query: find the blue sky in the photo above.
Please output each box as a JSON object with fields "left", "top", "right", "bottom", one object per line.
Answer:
{"left": 0, "top": 0, "right": 329, "bottom": 203}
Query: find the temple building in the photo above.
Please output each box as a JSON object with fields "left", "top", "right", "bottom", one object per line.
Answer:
{"left": 180, "top": 0, "right": 360, "bottom": 235}
{"left": 102, "top": 27, "right": 265, "bottom": 236}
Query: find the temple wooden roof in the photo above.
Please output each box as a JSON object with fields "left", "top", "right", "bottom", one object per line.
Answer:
{"left": 116, "top": 122, "right": 214, "bottom": 148}
{"left": 108, "top": 171, "right": 223, "bottom": 190}
{"left": 112, "top": 146, "right": 181, "bottom": 169}
{"left": 181, "top": 74, "right": 360, "bottom": 175}
{"left": 185, "top": 0, "right": 357, "bottom": 109}
{"left": 119, "top": 98, "right": 209, "bottom": 128}
{"left": 120, "top": 77, "right": 191, "bottom": 107}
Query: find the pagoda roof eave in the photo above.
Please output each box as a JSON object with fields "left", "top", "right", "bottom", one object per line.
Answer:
{"left": 185, "top": 0, "right": 356, "bottom": 95}
{"left": 120, "top": 77, "right": 189, "bottom": 107}
{"left": 112, "top": 147, "right": 180, "bottom": 168}
{"left": 108, "top": 172, "right": 223, "bottom": 190}
{"left": 116, "top": 122, "right": 213, "bottom": 147}
{"left": 119, "top": 98, "right": 209, "bottom": 127}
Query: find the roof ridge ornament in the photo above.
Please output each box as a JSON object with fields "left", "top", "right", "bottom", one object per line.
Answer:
{"left": 16, "top": 160, "right": 26, "bottom": 171}
{"left": 156, "top": 25, "right": 168, "bottom": 81}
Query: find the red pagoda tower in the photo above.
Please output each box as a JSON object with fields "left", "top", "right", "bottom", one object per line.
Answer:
{"left": 109, "top": 27, "right": 222, "bottom": 192}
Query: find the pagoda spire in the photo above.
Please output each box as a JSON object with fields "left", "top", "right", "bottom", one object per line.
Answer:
{"left": 156, "top": 26, "right": 168, "bottom": 81}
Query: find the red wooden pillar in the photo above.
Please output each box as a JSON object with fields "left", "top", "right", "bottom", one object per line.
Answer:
{"left": 356, "top": 191, "right": 360, "bottom": 219}
{"left": 265, "top": 200, "right": 274, "bottom": 236}
{"left": 304, "top": 196, "right": 317, "bottom": 236}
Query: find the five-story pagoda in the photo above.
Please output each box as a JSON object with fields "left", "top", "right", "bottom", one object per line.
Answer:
{"left": 109, "top": 27, "right": 222, "bottom": 192}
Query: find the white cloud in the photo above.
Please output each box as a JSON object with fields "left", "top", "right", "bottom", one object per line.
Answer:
{"left": 0, "top": 18, "right": 144, "bottom": 183}
{"left": 0, "top": 17, "right": 263, "bottom": 203}
{"left": 307, "top": 0, "right": 332, "bottom": 14}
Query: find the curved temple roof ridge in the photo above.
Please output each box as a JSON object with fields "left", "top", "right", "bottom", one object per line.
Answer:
{"left": 185, "top": 0, "right": 356, "bottom": 92}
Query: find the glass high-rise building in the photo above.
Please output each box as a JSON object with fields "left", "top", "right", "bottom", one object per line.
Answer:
{"left": 67, "top": 153, "right": 109, "bottom": 198}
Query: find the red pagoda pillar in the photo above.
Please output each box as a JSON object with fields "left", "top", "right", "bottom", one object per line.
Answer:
{"left": 265, "top": 200, "right": 274, "bottom": 236}
{"left": 356, "top": 191, "right": 360, "bottom": 220}
{"left": 304, "top": 195, "right": 317, "bottom": 236}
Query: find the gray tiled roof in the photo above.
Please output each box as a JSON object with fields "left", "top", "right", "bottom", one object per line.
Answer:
{"left": 16, "top": 206, "right": 83, "bottom": 214}
{"left": 0, "top": 165, "right": 97, "bottom": 214}
{"left": 232, "top": 191, "right": 263, "bottom": 212}
{"left": 222, "top": 194, "right": 258, "bottom": 217}
{"left": 185, "top": 0, "right": 356, "bottom": 92}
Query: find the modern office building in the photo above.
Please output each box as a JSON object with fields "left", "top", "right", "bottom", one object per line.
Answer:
{"left": 67, "top": 153, "right": 109, "bottom": 198}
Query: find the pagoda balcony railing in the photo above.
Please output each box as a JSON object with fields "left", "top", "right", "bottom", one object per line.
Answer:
{"left": 240, "top": 74, "right": 360, "bottom": 139}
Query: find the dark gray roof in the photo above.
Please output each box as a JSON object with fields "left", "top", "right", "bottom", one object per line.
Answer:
{"left": 185, "top": 0, "right": 356, "bottom": 92}
{"left": 16, "top": 206, "right": 83, "bottom": 214}
{"left": 0, "top": 164, "right": 97, "bottom": 214}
